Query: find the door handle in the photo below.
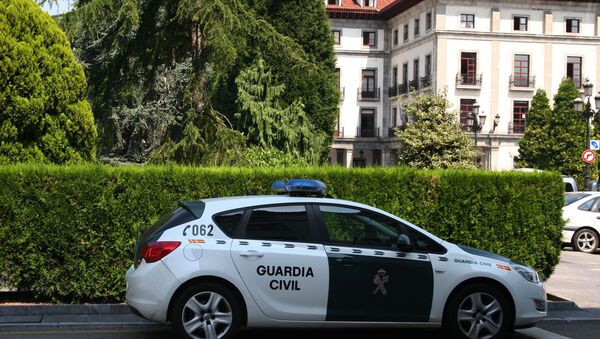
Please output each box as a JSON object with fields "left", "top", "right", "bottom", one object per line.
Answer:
{"left": 240, "top": 250, "right": 264, "bottom": 258}
{"left": 336, "top": 257, "right": 358, "bottom": 266}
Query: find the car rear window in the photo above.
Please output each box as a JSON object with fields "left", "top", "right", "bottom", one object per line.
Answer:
{"left": 565, "top": 193, "right": 590, "bottom": 206}
{"left": 213, "top": 210, "right": 244, "bottom": 237}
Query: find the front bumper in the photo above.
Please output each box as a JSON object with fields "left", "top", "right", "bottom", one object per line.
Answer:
{"left": 126, "top": 260, "right": 180, "bottom": 323}
{"left": 512, "top": 279, "right": 547, "bottom": 327}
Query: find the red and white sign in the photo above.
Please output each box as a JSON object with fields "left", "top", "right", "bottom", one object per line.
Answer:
{"left": 582, "top": 150, "right": 596, "bottom": 163}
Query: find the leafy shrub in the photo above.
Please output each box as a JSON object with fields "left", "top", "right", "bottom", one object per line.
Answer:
{"left": 0, "top": 0, "right": 97, "bottom": 164}
{"left": 0, "top": 165, "right": 563, "bottom": 302}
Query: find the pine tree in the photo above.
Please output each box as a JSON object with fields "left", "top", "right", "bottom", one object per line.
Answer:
{"left": 396, "top": 93, "right": 478, "bottom": 169}
{"left": 516, "top": 89, "right": 552, "bottom": 169}
{"left": 546, "top": 79, "right": 587, "bottom": 177}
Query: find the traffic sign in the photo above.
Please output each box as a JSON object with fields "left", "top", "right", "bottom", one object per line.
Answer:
{"left": 591, "top": 140, "right": 600, "bottom": 150}
{"left": 582, "top": 150, "right": 596, "bottom": 163}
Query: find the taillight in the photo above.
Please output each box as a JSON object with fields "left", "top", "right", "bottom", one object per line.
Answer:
{"left": 137, "top": 241, "right": 181, "bottom": 267}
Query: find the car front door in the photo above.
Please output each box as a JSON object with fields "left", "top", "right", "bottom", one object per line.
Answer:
{"left": 315, "top": 204, "right": 434, "bottom": 322}
{"left": 230, "top": 204, "right": 329, "bottom": 321}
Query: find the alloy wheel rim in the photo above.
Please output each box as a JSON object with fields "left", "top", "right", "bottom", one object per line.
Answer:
{"left": 457, "top": 292, "right": 503, "bottom": 339}
{"left": 181, "top": 291, "right": 233, "bottom": 339}
{"left": 577, "top": 231, "right": 597, "bottom": 252}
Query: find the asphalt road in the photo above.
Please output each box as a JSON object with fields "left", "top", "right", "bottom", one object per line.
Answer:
{"left": 544, "top": 248, "right": 600, "bottom": 308}
{"left": 0, "top": 327, "right": 570, "bottom": 339}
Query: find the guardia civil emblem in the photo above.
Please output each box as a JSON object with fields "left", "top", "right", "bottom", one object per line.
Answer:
{"left": 372, "top": 268, "right": 389, "bottom": 295}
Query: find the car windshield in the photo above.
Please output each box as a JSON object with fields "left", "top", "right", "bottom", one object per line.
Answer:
{"left": 565, "top": 193, "right": 591, "bottom": 206}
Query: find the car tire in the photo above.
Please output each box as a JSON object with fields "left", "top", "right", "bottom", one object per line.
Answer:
{"left": 171, "top": 282, "right": 242, "bottom": 339}
{"left": 572, "top": 229, "right": 599, "bottom": 253}
{"left": 443, "top": 283, "right": 512, "bottom": 339}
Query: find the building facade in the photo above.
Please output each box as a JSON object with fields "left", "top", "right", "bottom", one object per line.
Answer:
{"left": 326, "top": 0, "right": 600, "bottom": 169}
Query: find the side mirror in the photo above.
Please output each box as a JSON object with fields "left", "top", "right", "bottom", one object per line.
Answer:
{"left": 397, "top": 234, "right": 414, "bottom": 252}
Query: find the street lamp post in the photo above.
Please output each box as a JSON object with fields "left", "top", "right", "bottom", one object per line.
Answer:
{"left": 574, "top": 78, "right": 600, "bottom": 190}
{"left": 467, "top": 103, "right": 486, "bottom": 147}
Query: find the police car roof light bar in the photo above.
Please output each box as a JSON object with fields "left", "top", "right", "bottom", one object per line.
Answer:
{"left": 271, "top": 179, "right": 327, "bottom": 197}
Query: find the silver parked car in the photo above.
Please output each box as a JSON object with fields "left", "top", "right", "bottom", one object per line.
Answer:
{"left": 563, "top": 192, "right": 600, "bottom": 253}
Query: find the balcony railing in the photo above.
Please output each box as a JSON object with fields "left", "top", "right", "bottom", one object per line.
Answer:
{"left": 398, "top": 83, "right": 408, "bottom": 95}
{"left": 420, "top": 75, "right": 432, "bottom": 89}
{"left": 334, "top": 127, "right": 344, "bottom": 138}
{"left": 357, "top": 87, "right": 380, "bottom": 101}
{"left": 409, "top": 79, "right": 420, "bottom": 92}
{"left": 338, "top": 87, "right": 345, "bottom": 100}
{"left": 388, "top": 85, "right": 398, "bottom": 97}
{"left": 456, "top": 73, "right": 483, "bottom": 88}
{"left": 356, "top": 127, "right": 380, "bottom": 138}
{"left": 509, "top": 75, "right": 535, "bottom": 90}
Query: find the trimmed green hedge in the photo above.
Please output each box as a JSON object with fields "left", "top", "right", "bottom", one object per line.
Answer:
{"left": 0, "top": 165, "right": 564, "bottom": 303}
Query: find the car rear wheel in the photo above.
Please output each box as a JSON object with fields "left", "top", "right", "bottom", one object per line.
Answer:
{"left": 572, "top": 229, "right": 598, "bottom": 253}
{"left": 171, "top": 283, "right": 242, "bottom": 339}
{"left": 443, "top": 283, "right": 512, "bottom": 339}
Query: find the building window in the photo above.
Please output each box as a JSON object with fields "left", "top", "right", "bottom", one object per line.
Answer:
{"left": 460, "top": 14, "right": 475, "bottom": 28}
{"left": 403, "top": 24, "right": 409, "bottom": 42}
{"left": 333, "top": 30, "right": 341, "bottom": 45}
{"left": 392, "top": 66, "right": 398, "bottom": 86}
{"left": 513, "top": 101, "right": 529, "bottom": 134}
{"left": 363, "top": 0, "right": 375, "bottom": 7}
{"left": 425, "top": 54, "right": 432, "bottom": 76}
{"left": 426, "top": 12, "right": 433, "bottom": 31}
{"left": 566, "top": 18, "right": 580, "bottom": 33}
{"left": 393, "top": 29, "right": 399, "bottom": 46}
{"left": 327, "top": 0, "right": 340, "bottom": 5}
{"left": 391, "top": 107, "right": 397, "bottom": 127}
{"left": 567, "top": 56, "right": 582, "bottom": 88}
{"left": 414, "top": 18, "right": 420, "bottom": 37}
{"left": 360, "top": 108, "right": 375, "bottom": 137}
{"left": 335, "top": 68, "right": 341, "bottom": 91}
{"left": 413, "top": 59, "right": 420, "bottom": 81}
{"left": 513, "top": 16, "right": 528, "bottom": 31}
{"left": 513, "top": 54, "right": 530, "bottom": 87}
{"left": 402, "top": 63, "right": 408, "bottom": 90}
{"left": 460, "top": 99, "right": 476, "bottom": 130}
{"left": 361, "top": 69, "right": 377, "bottom": 99}
{"left": 362, "top": 31, "right": 376, "bottom": 47}
{"left": 335, "top": 149, "right": 345, "bottom": 165}
{"left": 460, "top": 52, "right": 477, "bottom": 85}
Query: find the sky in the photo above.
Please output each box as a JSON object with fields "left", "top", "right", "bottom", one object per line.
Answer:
{"left": 40, "top": 0, "right": 73, "bottom": 16}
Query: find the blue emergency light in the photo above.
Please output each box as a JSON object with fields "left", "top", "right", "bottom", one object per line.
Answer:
{"left": 271, "top": 179, "right": 327, "bottom": 197}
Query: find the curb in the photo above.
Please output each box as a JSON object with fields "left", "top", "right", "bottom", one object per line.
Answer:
{"left": 0, "top": 304, "right": 131, "bottom": 316}
{"left": 547, "top": 300, "right": 580, "bottom": 312}
{"left": 0, "top": 322, "right": 169, "bottom": 331}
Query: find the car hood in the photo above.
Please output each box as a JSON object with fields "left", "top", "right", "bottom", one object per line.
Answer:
{"left": 458, "top": 245, "right": 523, "bottom": 265}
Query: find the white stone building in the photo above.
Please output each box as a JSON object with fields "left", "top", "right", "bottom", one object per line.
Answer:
{"left": 326, "top": 0, "right": 600, "bottom": 169}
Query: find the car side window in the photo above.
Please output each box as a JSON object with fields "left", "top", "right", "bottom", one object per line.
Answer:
{"left": 213, "top": 210, "right": 244, "bottom": 237}
{"left": 578, "top": 198, "right": 599, "bottom": 212}
{"left": 244, "top": 205, "right": 311, "bottom": 242}
{"left": 410, "top": 229, "right": 447, "bottom": 254}
{"left": 318, "top": 205, "right": 410, "bottom": 250}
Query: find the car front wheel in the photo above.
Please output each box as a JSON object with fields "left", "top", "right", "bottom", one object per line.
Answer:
{"left": 171, "top": 282, "right": 242, "bottom": 339}
{"left": 572, "top": 229, "right": 598, "bottom": 253}
{"left": 443, "top": 283, "right": 512, "bottom": 339}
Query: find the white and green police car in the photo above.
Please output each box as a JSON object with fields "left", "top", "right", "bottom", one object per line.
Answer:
{"left": 126, "top": 179, "right": 546, "bottom": 339}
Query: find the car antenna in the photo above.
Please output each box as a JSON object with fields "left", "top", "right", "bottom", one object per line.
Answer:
{"left": 201, "top": 171, "right": 218, "bottom": 198}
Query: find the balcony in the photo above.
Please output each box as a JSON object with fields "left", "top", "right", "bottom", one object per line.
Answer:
{"left": 356, "top": 127, "right": 381, "bottom": 138}
{"left": 334, "top": 127, "right": 344, "bottom": 138}
{"left": 509, "top": 75, "right": 535, "bottom": 91}
{"left": 420, "top": 75, "right": 432, "bottom": 89}
{"left": 409, "top": 79, "right": 420, "bottom": 92}
{"left": 398, "top": 83, "right": 408, "bottom": 96}
{"left": 357, "top": 88, "right": 380, "bottom": 101}
{"left": 388, "top": 85, "right": 398, "bottom": 98}
{"left": 338, "top": 87, "right": 345, "bottom": 101}
{"left": 456, "top": 73, "right": 482, "bottom": 89}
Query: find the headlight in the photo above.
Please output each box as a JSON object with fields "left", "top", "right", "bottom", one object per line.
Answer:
{"left": 510, "top": 263, "right": 540, "bottom": 283}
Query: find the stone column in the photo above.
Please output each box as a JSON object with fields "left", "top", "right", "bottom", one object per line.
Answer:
{"left": 345, "top": 149, "right": 354, "bottom": 168}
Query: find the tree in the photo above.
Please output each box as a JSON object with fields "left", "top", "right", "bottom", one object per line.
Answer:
{"left": 235, "top": 58, "right": 325, "bottom": 163}
{"left": 0, "top": 0, "right": 97, "bottom": 164}
{"left": 516, "top": 89, "right": 552, "bottom": 169}
{"left": 54, "top": 0, "right": 336, "bottom": 163}
{"left": 547, "top": 79, "right": 588, "bottom": 177}
{"left": 517, "top": 79, "right": 588, "bottom": 179}
{"left": 395, "top": 93, "right": 478, "bottom": 169}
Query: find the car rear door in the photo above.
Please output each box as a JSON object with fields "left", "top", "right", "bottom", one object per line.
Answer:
{"left": 230, "top": 204, "right": 329, "bottom": 321}
{"left": 314, "top": 204, "right": 434, "bottom": 322}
